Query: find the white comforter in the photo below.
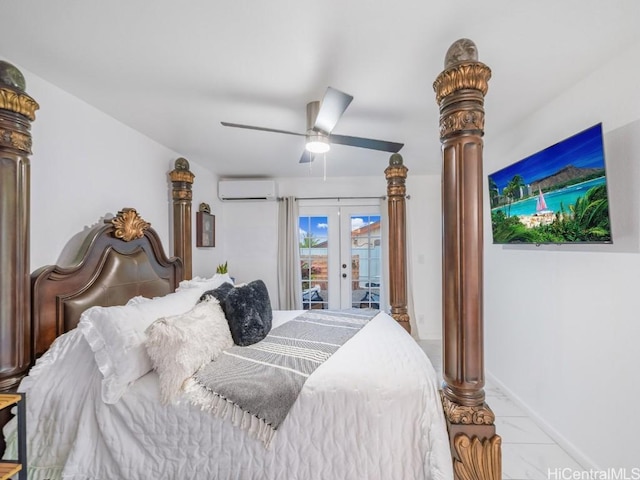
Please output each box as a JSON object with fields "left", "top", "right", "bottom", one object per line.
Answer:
{"left": 4, "top": 311, "right": 453, "bottom": 480}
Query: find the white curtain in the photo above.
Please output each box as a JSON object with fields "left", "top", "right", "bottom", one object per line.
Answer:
{"left": 277, "top": 197, "right": 302, "bottom": 310}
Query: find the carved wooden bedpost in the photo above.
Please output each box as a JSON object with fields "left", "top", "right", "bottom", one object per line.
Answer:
{"left": 0, "top": 61, "right": 38, "bottom": 455}
{"left": 433, "top": 39, "right": 501, "bottom": 479}
{"left": 0, "top": 62, "right": 38, "bottom": 393}
{"left": 385, "top": 153, "right": 410, "bottom": 333}
{"left": 169, "top": 157, "right": 194, "bottom": 280}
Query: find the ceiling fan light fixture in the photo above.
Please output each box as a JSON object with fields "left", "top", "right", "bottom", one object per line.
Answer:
{"left": 305, "top": 132, "right": 330, "bottom": 154}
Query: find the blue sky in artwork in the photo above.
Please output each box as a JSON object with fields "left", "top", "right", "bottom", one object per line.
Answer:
{"left": 488, "top": 123, "right": 606, "bottom": 191}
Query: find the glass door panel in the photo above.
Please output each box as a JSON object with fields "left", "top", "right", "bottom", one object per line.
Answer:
{"left": 341, "top": 208, "right": 382, "bottom": 310}
{"left": 299, "top": 213, "right": 332, "bottom": 310}
{"left": 299, "top": 205, "right": 382, "bottom": 310}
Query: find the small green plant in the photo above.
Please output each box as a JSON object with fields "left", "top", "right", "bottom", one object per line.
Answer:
{"left": 216, "top": 261, "right": 228, "bottom": 274}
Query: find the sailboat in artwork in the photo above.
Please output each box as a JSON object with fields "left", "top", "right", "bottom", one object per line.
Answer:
{"left": 535, "top": 188, "right": 553, "bottom": 215}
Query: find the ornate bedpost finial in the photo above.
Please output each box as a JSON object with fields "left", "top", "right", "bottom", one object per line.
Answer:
{"left": 0, "top": 60, "right": 39, "bottom": 122}
{"left": 444, "top": 38, "right": 479, "bottom": 68}
{"left": 0, "top": 60, "right": 26, "bottom": 91}
{"left": 433, "top": 39, "right": 491, "bottom": 109}
{"left": 174, "top": 157, "right": 190, "bottom": 171}
{"left": 169, "top": 157, "right": 195, "bottom": 190}
{"left": 385, "top": 153, "right": 408, "bottom": 197}
{"left": 389, "top": 152, "right": 403, "bottom": 166}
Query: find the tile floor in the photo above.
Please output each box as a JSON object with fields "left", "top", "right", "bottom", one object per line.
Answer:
{"left": 417, "top": 340, "right": 585, "bottom": 480}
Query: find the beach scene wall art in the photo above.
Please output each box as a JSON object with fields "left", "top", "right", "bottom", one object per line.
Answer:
{"left": 488, "top": 123, "right": 613, "bottom": 244}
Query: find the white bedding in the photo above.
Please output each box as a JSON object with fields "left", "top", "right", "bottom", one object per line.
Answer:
{"left": 4, "top": 310, "right": 453, "bottom": 480}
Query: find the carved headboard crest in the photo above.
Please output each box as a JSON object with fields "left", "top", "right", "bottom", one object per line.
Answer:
{"left": 108, "top": 208, "right": 151, "bottom": 242}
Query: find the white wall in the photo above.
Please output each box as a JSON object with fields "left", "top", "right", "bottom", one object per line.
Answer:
{"left": 219, "top": 173, "right": 443, "bottom": 339}
{"left": 190, "top": 168, "right": 226, "bottom": 279}
{"left": 1, "top": 56, "right": 223, "bottom": 277}
{"left": 407, "top": 174, "right": 442, "bottom": 339}
{"left": 484, "top": 40, "right": 640, "bottom": 469}
{"left": 219, "top": 198, "right": 279, "bottom": 295}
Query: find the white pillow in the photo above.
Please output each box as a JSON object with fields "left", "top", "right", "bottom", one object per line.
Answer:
{"left": 78, "top": 288, "right": 205, "bottom": 404}
{"left": 145, "top": 297, "right": 233, "bottom": 404}
{"left": 126, "top": 295, "right": 151, "bottom": 306}
{"left": 176, "top": 273, "right": 233, "bottom": 292}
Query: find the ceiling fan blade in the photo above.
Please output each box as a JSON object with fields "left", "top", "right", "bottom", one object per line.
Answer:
{"left": 221, "top": 121, "right": 305, "bottom": 137}
{"left": 313, "top": 87, "right": 353, "bottom": 134}
{"left": 329, "top": 133, "right": 404, "bottom": 153}
{"left": 299, "top": 150, "right": 314, "bottom": 164}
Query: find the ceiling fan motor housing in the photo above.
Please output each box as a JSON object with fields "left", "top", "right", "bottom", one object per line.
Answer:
{"left": 306, "top": 100, "right": 322, "bottom": 132}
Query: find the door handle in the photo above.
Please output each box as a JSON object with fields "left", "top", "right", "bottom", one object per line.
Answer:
{"left": 342, "top": 273, "right": 347, "bottom": 278}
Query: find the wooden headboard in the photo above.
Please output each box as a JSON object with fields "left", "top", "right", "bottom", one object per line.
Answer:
{"left": 30, "top": 208, "right": 183, "bottom": 360}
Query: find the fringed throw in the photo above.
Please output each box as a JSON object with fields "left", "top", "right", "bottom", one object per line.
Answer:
{"left": 183, "top": 309, "right": 378, "bottom": 447}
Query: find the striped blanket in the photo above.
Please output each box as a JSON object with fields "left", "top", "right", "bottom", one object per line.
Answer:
{"left": 183, "top": 309, "right": 378, "bottom": 446}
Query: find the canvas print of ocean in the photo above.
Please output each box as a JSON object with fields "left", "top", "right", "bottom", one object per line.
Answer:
{"left": 488, "top": 123, "right": 612, "bottom": 244}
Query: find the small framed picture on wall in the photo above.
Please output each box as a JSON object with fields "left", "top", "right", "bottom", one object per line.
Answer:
{"left": 196, "top": 211, "right": 215, "bottom": 247}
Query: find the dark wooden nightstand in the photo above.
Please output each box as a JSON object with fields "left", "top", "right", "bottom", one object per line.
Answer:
{"left": 0, "top": 394, "right": 26, "bottom": 480}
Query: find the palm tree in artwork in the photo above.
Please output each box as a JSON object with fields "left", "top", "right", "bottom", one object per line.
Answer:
{"left": 488, "top": 177, "right": 500, "bottom": 208}
{"left": 569, "top": 184, "right": 611, "bottom": 240}
{"left": 502, "top": 174, "right": 525, "bottom": 217}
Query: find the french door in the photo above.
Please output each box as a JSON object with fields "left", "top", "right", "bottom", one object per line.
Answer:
{"left": 299, "top": 204, "right": 382, "bottom": 310}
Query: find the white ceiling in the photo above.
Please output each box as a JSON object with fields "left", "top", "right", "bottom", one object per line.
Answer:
{"left": 1, "top": 1, "right": 638, "bottom": 178}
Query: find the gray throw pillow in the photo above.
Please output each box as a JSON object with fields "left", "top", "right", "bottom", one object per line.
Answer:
{"left": 200, "top": 280, "right": 272, "bottom": 346}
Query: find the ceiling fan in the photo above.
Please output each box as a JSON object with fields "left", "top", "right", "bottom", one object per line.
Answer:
{"left": 221, "top": 87, "right": 404, "bottom": 164}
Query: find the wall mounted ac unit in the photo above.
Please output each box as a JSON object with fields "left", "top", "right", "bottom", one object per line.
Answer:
{"left": 218, "top": 179, "right": 278, "bottom": 201}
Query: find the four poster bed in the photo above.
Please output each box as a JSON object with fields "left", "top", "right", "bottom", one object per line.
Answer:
{"left": 0, "top": 39, "right": 501, "bottom": 480}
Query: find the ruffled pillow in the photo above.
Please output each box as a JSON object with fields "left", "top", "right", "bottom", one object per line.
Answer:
{"left": 78, "top": 288, "right": 205, "bottom": 404}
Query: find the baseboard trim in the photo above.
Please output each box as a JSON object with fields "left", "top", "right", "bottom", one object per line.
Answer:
{"left": 485, "top": 370, "right": 600, "bottom": 471}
